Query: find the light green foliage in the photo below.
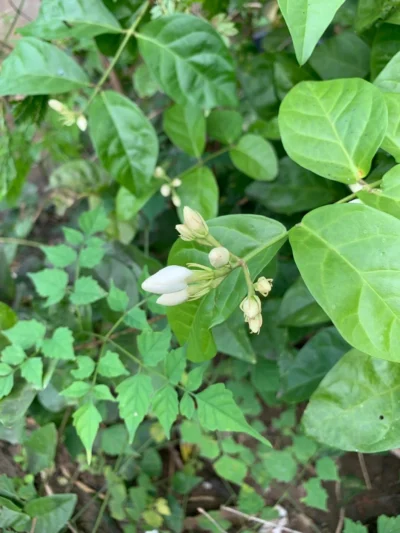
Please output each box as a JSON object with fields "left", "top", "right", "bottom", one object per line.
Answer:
{"left": 378, "top": 515, "right": 400, "bottom": 533}
{"left": 107, "top": 280, "right": 129, "bottom": 312}
{"left": 117, "top": 374, "right": 153, "bottom": 442}
{"left": 163, "top": 104, "right": 205, "bottom": 158}
{"left": 316, "top": 457, "right": 340, "bottom": 481}
{"left": 301, "top": 478, "right": 328, "bottom": 511}
{"left": 98, "top": 351, "right": 128, "bottom": 378}
{"left": 214, "top": 455, "right": 247, "bottom": 485}
{"left": 4, "top": 320, "right": 46, "bottom": 350}
{"left": 180, "top": 393, "right": 195, "bottom": 419}
{"left": 29, "top": 269, "right": 68, "bottom": 307}
{"left": 280, "top": 79, "right": 388, "bottom": 183}
{"left": 207, "top": 109, "right": 243, "bottom": 145}
{"left": 73, "top": 402, "right": 102, "bottom": 463}
{"left": 292, "top": 435, "right": 318, "bottom": 464}
{"left": 152, "top": 385, "right": 179, "bottom": 438}
{"left": 24, "top": 494, "right": 77, "bottom": 533}
{"left": 93, "top": 384, "right": 114, "bottom": 401}
{"left": 177, "top": 167, "right": 219, "bottom": 221}
{"left": 185, "top": 363, "right": 208, "bottom": 392}
{"left": 71, "top": 356, "right": 95, "bottom": 380}
{"left": 381, "top": 94, "right": 400, "bottom": 162}
{"left": 133, "top": 63, "right": 159, "bottom": 98}
{"left": 1, "top": 345, "right": 26, "bottom": 365}
{"left": 63, "top": 227, "right": 84, "bottom": 246}
{"left": 25, "top": 423, "right": 57, "bottom": 474}
{"left": 138, "top": 328, "right": 171, "bottom": 366}
{"left": 165, "top": 347, "right": 186, "bottom": 385}
{"left": 123, "top": 307, "right": 149, "bottom": 330}
{"left": 20, "top": 358, "right": 43, "bottom": 389}
{"left": 61, "top": 381, "right": 91, "bottom": 398}
{"left": 230, "top": 134, "right": 278, "bottom": 181}
{"left": 344, "top": 519, "right": 368, "bottom": 533}
{"left": 42, "top": 327, "right": 75, "bottom": 360}
{"left": 78, "top": 240, "right": 105, "bottom": 268}
{"left": 264, "top": 450, "right": 297, "bottom": 482}
{"left": 41, "top": 245, "right": 77, "bottom": 268}
{"left": 358, "top": 165, "right": 400, "bottom": 219}
{"left": 70, "top": 276, "right": 106, "bottom": 306}
{"left": 78, "top": 205, "right": 109, "bottom": 236}
{"left": 374, "top": 51, "right": 400, "bottom": 93}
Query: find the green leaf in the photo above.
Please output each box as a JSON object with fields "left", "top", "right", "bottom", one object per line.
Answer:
{"left": 116, "top": 185, "right": 156, "bottom": 222}
{"left": 304, "top": 349, "right": 400, "bottom": 452}
{"left": 246, "top": 156, "right": 346, "bottom": 215}
{"left": 25, "top": 423, "right": 57, "bottom": 474}
{"left": 163, "top": 104, "right": 205, "bottom": 158}
{"left": 378, "top": 515, "right": 400, "bottom": 533}
{"left": 98, "top": 351, "right": 128, "bottom": 378}
{"left": 71, "top": 356, "right": 95, "bottom": 380}
{"left": 214, "top": 455, "right": 247, "bottom": 485}
{"left": 180, "top": 393, "right": 195, "bottom": 419}
{"left": 279, "top": 79, "right": 388, "bottom": 184}
{"left": 123, "top": 307, "right": 149, "bottom": 330}
{"left": 374, "top": 51, "right": 400, "bottom": 93}
{"left": 292, "top": 435, "right": 318, "bottom": 464}
{"left": 50, "top": 160, "right": 111, "bottom": 195}
{"left": 89, "top": 91, "right": 158, "bottom": 196}
{"left": 0, "top": 38, "right": 90, "bottom": 96}
{"left": 186, "top": 363, "right": 208, "bottom": 392}
{"left": 24, "top": 494, "right": 77, "bottom": 533}
{"left": 316, "top": 457, "right": 339, "bottom": 481}
{"left": 70, "top": 276, "right": 107, "bottom": 306}
{"left": 0, "top": 382, "right": 36, "bottom": 425}
{"left": 4, "top": 320, "right": 46, "bottom": 350}
{"left": 381, "top": 93, "right": 400, "bottom": 162}
{"left": 61, "top": 381, "right": 91, "bottom": 398}
{"left": 138, "top": 328, "right": 171, "bottom": 367}
{"left": 309, "top": 31, "right": 370, "bottom": 80}
{"left": 165, "top": 347, "right": 186, "bottom": 385}
{"left": 177, "top": 167, "right": 218, "bottom": 221}
{"left": 133, "top": 63, "right": 159, "bottom": 98}
{"left": 79, "top": 243, "right": 105, "bottom": 269}
{"left": 116, "top": 374, "right": 153, "bottom": 442}
{"left": 107, "top": 280, "right": 129, "bottom": 312}
{"left": 0, "top": 302, "right": 17, "bottom": 331}
{"left": 1, "top": 345, "right": 26, "bottom": 366}
{"left": 167, "top": 214, "right": 287, "bottom": 361}
{"left": 301, "top": 478, "right": 328, "bottom": 511}
{"left": 41, "top": 245, "right": 77, "bottom": 268}
{"left": 278, "top": 278, "right": 329, "bottom": 327}
{"left": 19, "top": 0, "right": 121, "bottom": 39}
{"left": 29, "top": 268, "right": 68, "bottom": 307}
{"left": 152, "top": 385, "right": 179, "bottom": 438}
{"left": 230, "top": 134, "right": 278, "bottom": 181}
{"left": 281, "top": 327, "right": 349, "bottom": 403}
{"left": 358, "top": 165, "right": 400, "bottom": 218}
{"left": 73, "top": 402, "right": 102, "bottom": 463}
{"left": 264, "top": 449, "right": 297, "bottom": 482}
{"left": 277, "top": 0, "right": 346, "bottom": 65}
{"left": 42, "top": 327, "right": 75, "bottom": 361}
{"left": 93, "top": 384, "right": 115, "bottom": 401}
{"left": 78, "top": 205, "right": 109, "bottom": 236}
{"left": 20, "top": 358, "right": 43, "bottom": 389}
{"left": 0, "top": 375, "right": 13, "bottom": 399}
{"left": 138, "top": 14, "right": 237, "bottom": 108}
{"left": 355, "top": 0, "right": 400, "bottom": 32}
{"left": 196, "top": 383, "right": 271, "bottom": 447}
{"left": 371, "top": 24, "right": 400, "bottom": 80}
{"left": 213, "top": 308, "right": 256, "bottom": 363}
{"left": 0, "top": 362, "right": 12, "bottom": 376}
{"left": 290, "top": 203, "right": 400, "bottom": 361}
{"left": 344, "top": 519, "right": 368, "bottom": 533}
{"left": 62, "top": 227, "right": 84, "bottom": 246}
{"left": 207, "top": 109, "right": 243, "bottom": 145}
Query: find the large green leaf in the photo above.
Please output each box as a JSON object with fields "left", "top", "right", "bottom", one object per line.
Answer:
{"left": 19, "top": 0, "right": 121, "bottom": 39}
{"left": 229, "top": 134, "right": 278, "bottom": 181}
{"left": 277, "top": 0, "right": 346, "bottom": 65}
{"left": 371, "top": 24, "right": 400, "bottom": 79}
{"left": 358, "top": 165, "right": 400, "bottom": 219}
{"left": 303, "top": 349, "right": 400, "bottom": 452}
{"left": 163, "top": 104, "right": 205, "bottom": 158}
{"left": 355, "top": 0, "right": 400, "bottom": 32}
{"left": 290, "top": 203, "right": 400, "bottom": 362}
{"left": 246, "top": 157, "right": 346, "bottom": 215}
{"left": 278, "top": 278, "right": 329, "bottom": 327}
{"left": 279, "top": 79, "right": 388, "bottom": 184}
{"left": 381, "top": 93, "right": 400, "bottom": 162}
{"left": 0, "top": 38, "right": 90, "bottom": 96}
{"left": 177, "top": 167, "right": 218, "bottom": 222}
{"left": 89, "top": 91, "right": 159, "bottom": 196}
{"left": 374, "top": 51, "right": 400, "bottom": 93}
{"left": 24, "top": 494, "right": 77, "bottom": 533}
{"left": 281, "top": 327, "right": 349, "bottom": 403}
{"left": 137, "top": 14, "right": 237, "bottom": 108}
{"left": 167, "top": 215, "right": 287, "bottom": 361}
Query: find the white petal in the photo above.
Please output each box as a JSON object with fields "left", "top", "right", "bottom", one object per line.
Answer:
{"left": 156, "top": 289, "right": 188, "bottom": 306}
{"left": 141, "top": 265, "right": 192, "bottom": 295}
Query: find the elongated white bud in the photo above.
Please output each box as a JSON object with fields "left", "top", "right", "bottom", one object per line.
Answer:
{"left": 157, "top": 288, "right": 188, "bottom": 306}
{"left": 141, "top": 265, "right": 191, "bottom": 295}
{"left": 160, "top": 184, "right": 171, "bottom": 197}
{"left": 248, "top": 314, "right": 262, "bottom": 334}
{"left": 240, "top": 295, "right": 261, "bottom": 320}
{"left": 172, "top": 193, "right": 181, "bottom": 207}
{"left": 48, "top": 99, "right": 66, "bottom": 113}
{"left": 183, "top": 206, "right": 208, "bottom": 238}
{"left": 209, "top": 247, "right": 230, "bottom": 268}
{"left": 254, "top": 277, "right": 273, "bottom": 297}
{"left": 76, "top": 114, "right": 87, "bottom": 132}
{"left": 176, "top": 224, "right": 194, "bottom": 241}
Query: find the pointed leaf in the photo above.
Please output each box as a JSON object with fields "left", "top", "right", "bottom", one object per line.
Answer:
{"left": 98, "top": 351, "right": 128, "bottom": 378}
{"left": 61, "top": 381, "right": 91, "bottom": 398}
{"left": 25, "top": 423, "right": 57, "bottom": 474}
{"left": 207, "top": 109, "right": 243, "bottom": 145}
{"left": 78, "top": 205, "right": 109, "bottom": 235}
{"left": 71, "top": 356, "right": 95, "bottom": 380}
{"left": 180, "top": 393, "right": 195, "bottom": 419}
{"left": 301, "top": 478, "right": 328, "bottom": 511}
{"left": 24, "top": 494, "right": 77, "bottom": 533}
{"left": 93, "top": 384, "right": 115, "bottom": 401}
{"left": 230, "top": 134, "right": 278, "bottom": 181}
{"left": 374, "top": 51, "right": 400, "bottom": 93}
{"left": 152, "top": 385, "right": 179, "bottom": 438}
{"left": 28, "top": 269, "right": 68, "bottom": 307}
{"left": 42, "top": 327, "right": 75, "bottom": 360}
{"left": 163, "top": 104, "right": 205, "bottom": 157}
{"left": 20, "top": 358, "right": 43, "bottom": 389}
{"left": 214, "top": 455, "right": 247, "bottom": 485}
{"left": 41, "top": 245, "right": 77, "bottom": 268}
{"left": 70, "top": 276, "right": 106, "bottom": 306}
{"left": 138, "top": 328, "right": 171, "bottom": 367}
{"left": 176, "top": 167, "right": 219, "bottom": 221}
{"left": 1, "top": 345, "right": 26, "bottom": 366}
{"left": 4, "top": 320, "right": 46, "bottom": 350}
{"left": 116, "top": 374, "right": 153, "bottom": 442}
{"left": 165, "top": 347, "right": 186, "bottom": 385}
{"left": 73, "top": 402, "right": 102, "bottom": 463}
{"left": 107, "top": 280, "right": 129, "bottom": 312}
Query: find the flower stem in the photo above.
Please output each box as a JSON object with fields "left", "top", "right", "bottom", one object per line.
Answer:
{"left": 335, "top": 179, "right": 383, "bottom": 204}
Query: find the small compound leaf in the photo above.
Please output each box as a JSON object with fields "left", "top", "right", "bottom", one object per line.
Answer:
{"left": 98, "top": 351, "right": 128, "bottom": 378}
{"left": 72, "top": 402, "right": 102, "bottom": 463}
{"left": 137, "top": 328, "right": 171, "bottom": 367}
{"left": 41, "top": 245, "right": 77, "bottom": 268}
{"left": 78, "top": 205, "right": 109, "bottom": 236}
{"left": 4, "top": 320, "right": 46, "bottom": 351}
{"left": 152, "top": 385, "right": 179, "bottom": 438}
{"left": 116, "top": 374, "right": 153, "bottom": 442}
{"left": 28, "top": 269, "right": 68, "bottom": 307}
{"left": 61, "top": 381, "right": 91, "bottom": 398}
{"left": 70, "top": 276, "right": 107, "bottom": 306}
{"left": 214, "top": 455, "right": 247, "bottom": 485}
{"left": 42, "top": 327, "right": 75, "bottom": 361}
{"left": 316, "top": 457, "right": 340, "bottom": 481}
{"left": 301, "top": 478, "right": 328, "bottom": 511}
{"left": 107, "top": 280, "right": 129, "bottom": 312}
{"left": 1, "top": 345, "right": 26, "bottom": 366}
{"left": 165, "top": 347, "right": 186, "bottom": 385}
{"left": 20, "top": 358, "right": 43, "bottom": 389}
{"left": 180, "top": 393, "right": 195, "bottom": 419}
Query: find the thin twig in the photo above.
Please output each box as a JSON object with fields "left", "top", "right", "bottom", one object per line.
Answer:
{"left": 197, "top": 508, "right": 227, "bottom": 533}
{"left": 357, "top": 452, "right": 372, "bottom": 489}
{"left": 29, "top": 518, "right": 37, "bottom": 533}
{"left": 335, "top": 507, "right": 345, "bottom": 533}
{"left": 4, "top": 0, "right": 26, "bottom": 46}
{"left": 221, "top": 506, "right": 302, "bottom": 533}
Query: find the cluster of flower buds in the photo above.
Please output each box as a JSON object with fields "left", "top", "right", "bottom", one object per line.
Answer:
{"left": 254, "top": 277, "right": 273, "bottom": 297}
{"left": 176, "top": 206, "right": 209, "bottom": 242}
{"left": 240, "top": 294, "right": 262, "bottom": 334}
{"left": 48, "top": 99, "right": 87, "bottom": 131}
{"left": 154, "top": 167, "right": 182, "bottom": 207}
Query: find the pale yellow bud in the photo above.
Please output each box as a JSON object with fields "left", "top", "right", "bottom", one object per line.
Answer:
{"left": 248, "top": 313, "right": 262, "bottom": 334}
{"left": 240, "top": 295, "right": 261, "bottom": 320}
{"left": 176, "top": 224, "right": 194, "bottom": 241}
{"left": 183, "top": 206, "right": 208, "bottom": 238}
{"left": 48, "top": 99, "right": 66, "bottom": 113}
{"left": 76, "top": 114, "right": 87, "bottom": 132}
{"left": 154, "top": 166, "right": 165, "bottom": 179}
{"left": 208, "top": 247, "right": 230, "bottom": 268}
{"left": 254, "top": 277, "right": 273, "bottom": 297}
{"left": 160, "top": 184, "right": 171, "bottom": 197}
{"left": 171, "top": 178, "right": 182, "bottom": 188}
{"left": 172, "top": 193, "right": 181, "bottom": 207}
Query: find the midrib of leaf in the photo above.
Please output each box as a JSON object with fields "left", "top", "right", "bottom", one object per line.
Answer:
{"left": 20, "top": 73, "right": 91, "bottom": 87}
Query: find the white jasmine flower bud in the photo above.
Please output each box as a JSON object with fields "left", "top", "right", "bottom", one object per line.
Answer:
{"left": 48, "top": 99, "right": 66, "bottom": 113}
{"left": 76, "top": 114, "right": 88, "bottom": 132}
{"left": 172, "top": 193, "right": 181, "bottom": 207}
{"left": 208, "top": 247, "right": 230, "bottom": 268}
{"left": 176, "top": 224, "right": 194, "bottom": 241}
{"left": 240, "top": 295, "right": 261, "bottom": 320}
{"left": 254, "top": 277, "right": 273, "bottom": 297}
{"left": 248, "top": 314, "right": 262, "bottom": 334}
{"left": 141, "top": 265, "right": 191, "bottom": 295}
{"left": 154, "top": 166, "right": 165, "bottom": 179}
{"left": 171, "top": 178, "right": 182, "bottom": 188}
{"left": 183, "top": 206, "right": 208, "bottom": 238}
{"left": 160, "top": 184, "right": 171, "bottom": 197}
{"left": 157, "top": 288, "right": 188, "bottom": 306}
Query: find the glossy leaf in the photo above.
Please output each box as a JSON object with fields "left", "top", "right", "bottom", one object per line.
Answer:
{"left": 358, "top": 165, "right": 400, "bottom": 219}
{"left": 177, "top": 167, "right": 218, "bottom": 222}
{"left": 152, "top": 385, "right": 179, "bottom": 438}
{"left": 0, "top": 38, "right": 90, "bottom": 96}
{"left": 381, "top": 93, "right": 400, "bottom": 162}
{"left": 230, "top": 134, "right": 278, "bottom": 181}
{"left": 304, "top": 349, "right": 400, "bottom": 452}
{"left": 73, "top": 402, "right": 102, "bottom": 463}
{"left": 374, "top": 51, "right": 400, "bottom": 93}
{"left": 277, "top": 0, "right": 346, "bottom": 65}
{"left": 278, "top": 277, "right": 329, "bottom": 327}
{"left": 207, "top": 109, "right": 243, "bottom": 145}
{"left": 89, "top": 91, "right": 159, "bottom": 196}
{"left": 167, "top": 215, "right": 287, "bottom": 361}
{"left": 116, "top": 374, "right": 153, "bottom": 442}
{"left": 291, "top": 203, "right": 400, "bottom": 361}
{"left": 280, "top": 327, "right": 350, "bottom": 402}
{"left": 213, "top": 308, "right": 256, "bottom": 363}
{"left": 138, "top": 14, "right": 237, "bottom": 108}
{"left": 280, "top": 79, "right": 388, "bottom": 184}
{"left": 355, "top": 0, "right": 400, "bottom": 32}
{"left": 163, "top": 104, "right": 205, "bottom": 158}
{"left": 371, "top": 24, "right": 400, "bottom": 79}
{"left": 180, "top": 393, "right": 195, "bottom": 419}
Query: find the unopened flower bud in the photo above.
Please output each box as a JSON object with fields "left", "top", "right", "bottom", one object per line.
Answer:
{"left": 254, "top": 277, "right": 273, "bottom": 297}
{"left": 176, "top": 224, "right": 194, "bottom": 241}
{"left": 157, "top": 288, "right": 188, "bottom": 306}
{"left": 160, "top": 184, "right": 171, "bottom": 197}
{"left": 209, "top": 247, "right": 230, "bottom": 268}
{"left": 48, "top": 99, "right": 66, "bottom": 113}
{"left": 154, "top": 166, "right": 165, "bottom": 179}
{"left": 248, "top": 314, "right": 262, "bottom": 334}
{"left": 183, "top": 206, "right": 208, "bottom": 238}
{"left": 240, "top": 295, "right": 261, "bottom": 320}
{"left": 141, "top": 265, "right": 191, "bottom": 295}
{"left": 76, "top": 114, "right": 87, "bottom": 132}
{"left": 172, "top": 193, "right": 181, "bottom": 207}
{"left": 171, "top": 178, "right": 182, "bottom": 188}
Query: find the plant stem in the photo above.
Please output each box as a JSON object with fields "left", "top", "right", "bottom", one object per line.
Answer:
{"left": 0, "top": 237, "right": 43, "bottom": 249}
{"left": 357, "top": 452, "right": 372, "bottom": 489}
{"left": 336, "top": 179, "right": 383, "bottom": 204}
{"left": 3, "top": 0, "right": 26, "bottom": 48}
{"left": 83, "top": 1, "right": 149, "bottom": 111}
{"left": 172, "top": 145, "right": 231, "bottom": 182}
